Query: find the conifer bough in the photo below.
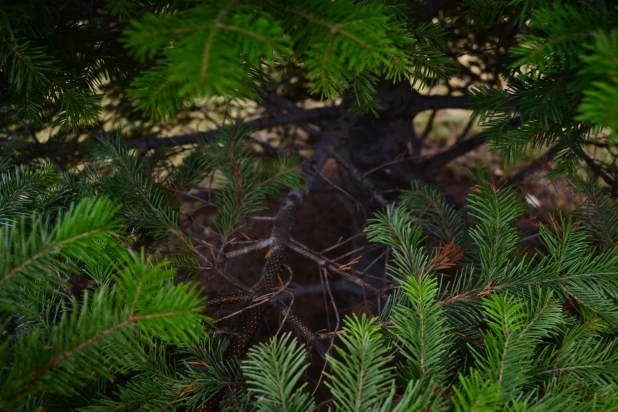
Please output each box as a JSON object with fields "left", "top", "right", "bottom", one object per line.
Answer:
{"left": 1, "top": 0, "right": 618, "bottom": 410}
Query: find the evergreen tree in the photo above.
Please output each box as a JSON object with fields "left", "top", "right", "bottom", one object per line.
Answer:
{"left": 1, "top": 0, "right": 618, "bottom": 410}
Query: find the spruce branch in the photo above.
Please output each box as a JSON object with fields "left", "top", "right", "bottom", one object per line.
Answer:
{"left": 0, "top": 163, "right": 60, "bottom": 226}
{"left": 391, "top": 274, "right": 454, "bottom": 382}
{"left": 0, "top": 249, "right": 208, "bottom": 407}
{"left": 324, "top": 314, "right": 395, "bottom": 412}
{"left": 242, "top": 333, "right": 315, "bottom": 412}
{"left": 0, "top": 196, "right": 124, "bottom": 303}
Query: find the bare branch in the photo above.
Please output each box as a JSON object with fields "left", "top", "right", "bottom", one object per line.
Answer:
{"left": 223, "top": 109, "right": 358, "bottom": 360}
